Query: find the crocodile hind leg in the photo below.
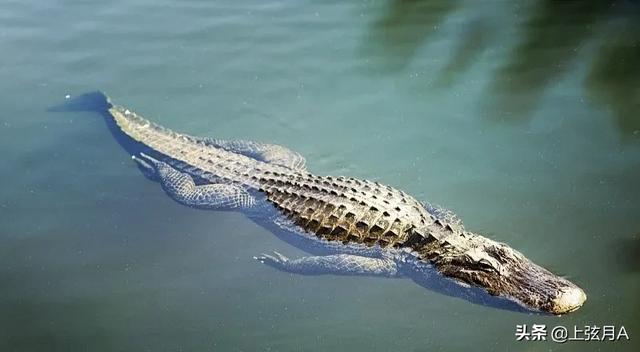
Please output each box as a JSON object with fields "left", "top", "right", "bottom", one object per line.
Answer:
{"left": 200, "top": 139, "right": 306, "bottom": 171}
{"left": 133, "top": 153, "right": 256, "bottom": 210}
{"left": 254, "top": 252, "right": 399, "bottom": 277}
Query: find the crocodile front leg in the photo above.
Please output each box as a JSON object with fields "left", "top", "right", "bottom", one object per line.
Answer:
{"left": 133, "top": 153, "right": 256, "bottom": 210}
{"left": 254, "top": 252, "right": 400, "bottom": 277}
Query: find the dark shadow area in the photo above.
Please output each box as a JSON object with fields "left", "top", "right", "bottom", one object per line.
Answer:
{"left": 362, "top": 0, "right": 460, "bottom": 72}
{"left": 489, "top": 0, "right": 613, "bottom": 120}
{"left": 405, "top": 268, "right": 537, "bottom": 315}
{"left": 435, "top": 18, "right": 492, "bottom": 87}
{"left": 364, "top": 0, "right": 639, "bottom": 136}
{"left": 613, "top": 234, "right": 640, "bottom": 273}
{"left": 585, "top": 8, "right": 640, "bottom": 136}
{"left": 48, "top": 92, "right": 187, "bottom": 178}
{"left": 488, "top": 0, "right": 640, "bottom": 134}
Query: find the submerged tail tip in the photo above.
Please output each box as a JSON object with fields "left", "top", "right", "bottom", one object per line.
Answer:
{"left": 48, "top": 90, "right": 113, "bottom": 113}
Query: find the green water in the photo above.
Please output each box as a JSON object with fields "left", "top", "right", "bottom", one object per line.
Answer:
{"left": 1, "top": 0, "right": 639, "bottom": 351}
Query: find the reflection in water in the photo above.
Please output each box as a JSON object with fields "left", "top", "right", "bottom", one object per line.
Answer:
{"left": 435, "top": 18, "right": 491, "bottom": 87}
{"left": 586, "top": 13, "right": 640, "bottom": 136}
{"left": 483, "top": 0, "right": 639, "bottom": 134}
{"left": 489, "top": 0, "right": 612, "bottom": 119}
{"left": 363, "top": 0, "right": 460, "bottom": 71}
{"left": 614, "top": 235, "right": 640, "bottom": 273}
{"left": 366, "top": 0, "right": 639, "bottom": 136}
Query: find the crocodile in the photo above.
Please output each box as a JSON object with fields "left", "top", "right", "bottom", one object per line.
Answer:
{"left": 55, "top": 91, "right": 586, "bottom": 315}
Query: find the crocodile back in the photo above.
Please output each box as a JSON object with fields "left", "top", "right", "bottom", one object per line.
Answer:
{"left": 257, "top": 172, "right": 437, "bottom": 248}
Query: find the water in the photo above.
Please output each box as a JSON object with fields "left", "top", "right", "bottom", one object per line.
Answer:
{"left": 1, "top": 0, "right": 639, "bottom": 351}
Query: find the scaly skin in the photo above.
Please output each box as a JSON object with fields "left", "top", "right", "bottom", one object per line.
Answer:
{"left": 70, "top": 92, "right": 586, "bottom": 315}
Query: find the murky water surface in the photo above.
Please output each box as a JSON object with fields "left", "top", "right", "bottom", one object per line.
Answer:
{"left": 1, "top": 0, "right": 639, "bottom": 351}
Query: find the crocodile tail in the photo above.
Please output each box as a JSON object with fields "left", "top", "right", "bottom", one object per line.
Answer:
{"left": 47, "top": 91, "right": 112, "bottom": 113}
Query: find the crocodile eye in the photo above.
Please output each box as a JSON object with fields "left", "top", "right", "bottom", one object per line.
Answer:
{"left": 476, "top": 259, "right": 497, "bottom": 272}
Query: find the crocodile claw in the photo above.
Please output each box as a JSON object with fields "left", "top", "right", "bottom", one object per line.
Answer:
{"left": 131, "top": 154, "right": 154, "bottom": 171}
{"left": 254, "top": 251, "right": 290, "bottom": 268}
{"left": 272, "top": 251, "right": 289, "bottom": 262}
{"left": 131, "top": 154, "right": 160, "bottom": 181}
{"left": 137, "top": 152, "right": 161, "bottom": 166}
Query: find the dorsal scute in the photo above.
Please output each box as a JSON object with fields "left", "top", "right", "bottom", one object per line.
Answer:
{"left": 260, "top": 173, "right": 431, "bottom": 248}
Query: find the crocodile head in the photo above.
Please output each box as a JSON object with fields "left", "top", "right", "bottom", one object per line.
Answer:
{"left": 434, "top": 240, "right": 586, "bottom": 315}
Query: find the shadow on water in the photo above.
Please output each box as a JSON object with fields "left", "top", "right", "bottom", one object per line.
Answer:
{"left": 363, "top": 1, "right": 639, "bottom": 136}
{"left": 585, "top": 8, "right": 640, "bottom": 136}
{"left": 434, "top": 17, "right": 492, "bottom": 87}
{"left": 362, "top": 0, "right": 460, "bottom": 72}
{"left": 488, "top": 0, "right": 613, "bottom": 120}
{"left": 488, "top": 0, "right": 640, "bottom": 135}
{"left": 613, "top": 234, "right": 640, "bottom": 273}
{"left": 404, "top": 269, "right": 535, "bottom": 315}
{"left": 48, "top": 91, "right": 182, "bottom": 176}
